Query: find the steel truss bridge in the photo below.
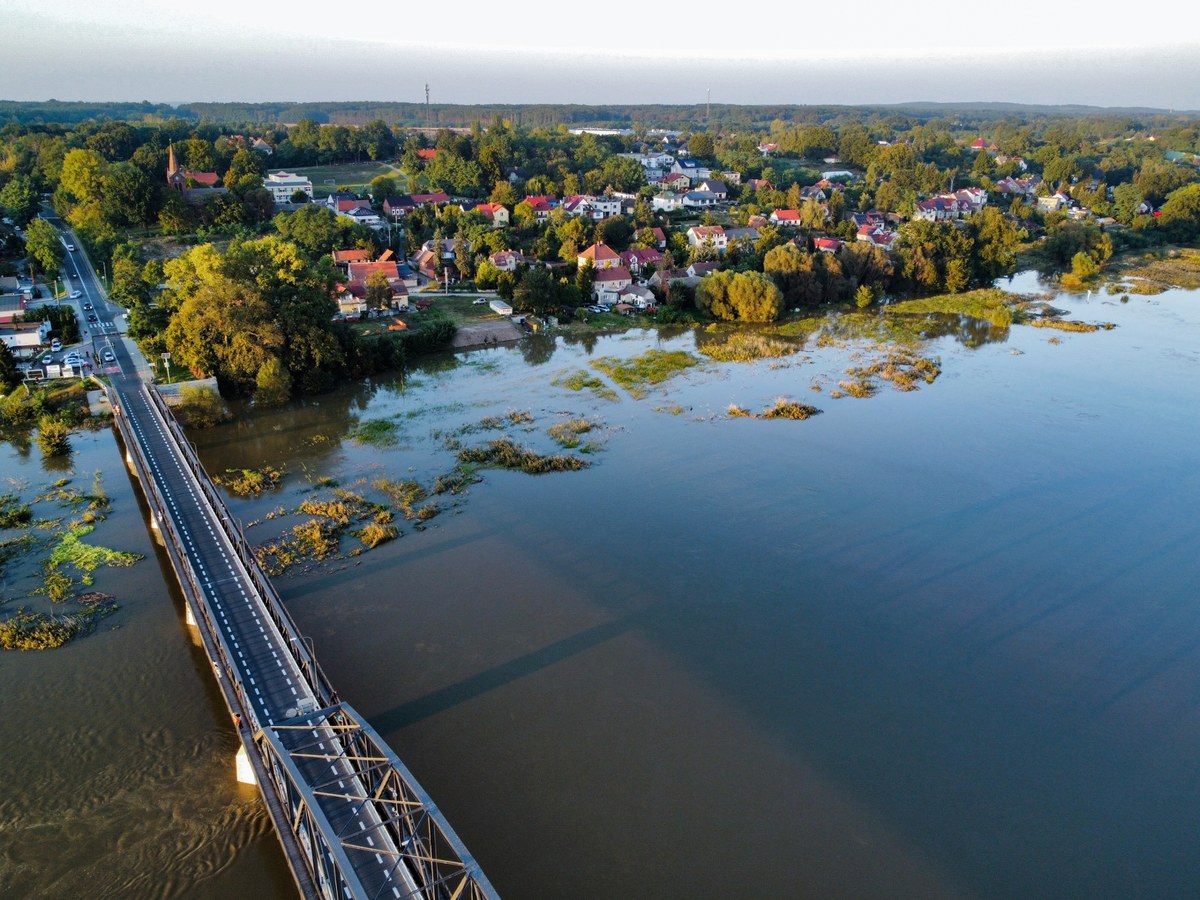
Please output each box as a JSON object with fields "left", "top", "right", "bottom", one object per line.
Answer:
{"left": 107, "top": 375, "right": 499, "bottom": 900}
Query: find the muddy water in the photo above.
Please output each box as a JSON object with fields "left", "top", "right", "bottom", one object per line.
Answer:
{"left": 7, "top": 273, "right": 1200, "bottom": 898}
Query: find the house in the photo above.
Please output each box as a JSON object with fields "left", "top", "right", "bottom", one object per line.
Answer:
{"left": 856, "top": 224, "right": 896, "bottom": 250}
{"left": 251, "top": 137, "right": 273, "bottom": 155}
{"left": 490, "top": 250, "right": 529, "bottom": 272}
{"left": 914, "top": 197, "right": 960, "bottom": 222}
{"left": 593, "top": 266, "right": 633, "bottom": 302}
{"left": 821, "top": 170, "right": 855, "bottom": 181}
{"left": 696, "top": 179, "right": 729, "bottom": 200}
{"left": 620, "top": 247, "right": 663, "bottom": 276}
{"left": 345, "top": 260, "right": 409, "bottom": 309}
{"left": 0, "top": 320, "right": 50, "bottom": 358}
{"left": 686, "top": 225, "right": 727, "bottom": 255}
{"left": 0, "top": 293, "right": 27, "bottom": 325}
{"left": 652, "top": 192, "right": 684, "bottom": 212}
{"left": 562, "top": 195, "right": 622, "bottom": 220}
{"left": 813, "top": 237, "right": 843, "bottom": 254}
{"left": 383, "top": 196, "right": 415, "bottom": 220}
{"left": 325, "top": 192, "right": 360, "bottom": 212}
{"left": 656, "top": 172, "right": 692, "bottom": 192}
{"left": 747, "top": 178, "right": 774, "bottom": 192}
{"left": 671, "top": 158, "right": 711, "bottom": 180}
{"left": 1037, "top": 193, "right": 1071, "bottom": 213}
{"left": 416, "top": 148, "right": 438, "bottom": 161}
{"left": 757, "top": 142, "right": 779, "bottom": 156}
{"left": 770, "top": 209, "right": 801, "bottom": 226}
{"left": 577, "top": 242, "right": 622, "bottom": 270}
{"left": 521, "top": 195, "right": 557, "bottom": 222}
{"left": 650, "top": 227, "right": 668, "bottom": 250}
{"left": 724, "top": 227, "right": 760, "bottom": 248}
{"left": 472, "top": 203, "right": 510, "bottom": 228}
{"left": 263, "top": 171, "right": 314, "bottom": 203}
{"left": 649, "top": 267, "right": 697, "bottom": 289}
{"left": 617, "top": 284, "right": 656, "bottom": 310}
{"left": 799, "top": 186, "right": 827, "bottom": 202}
{"left": 682, "top": 190, "right": 719, "bottom": 209}
{"left": 332, "top": 248, "right": 373, "bottom": 269}
{"left": 687, "top": 261, "right": 719, "bottom": 278}
{"left": 338, "top": 205, "right": 383, "bottom": 228}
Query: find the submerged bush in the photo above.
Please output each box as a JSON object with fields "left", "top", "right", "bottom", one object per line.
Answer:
{"left": 457, "top": 438, "right": 591, "bottom": 474}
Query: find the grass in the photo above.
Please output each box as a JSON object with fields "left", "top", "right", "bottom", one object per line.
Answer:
{"left": 285, "top": 162, "right": 406, "bottom": 198}
{"left": 215, "top": 466, "right": 284, "bottom": 497}
{"left": 0, "top": 596, "right": 117, "bottom": 651}
{"left": 591, "top": 349, "right": 700, "bottom": 399}
{"left": 887, "top": 288, "right": 1016, "bottom": 328}
{"left": 696, "top": 330, "right": 803, "bottom": 362}
{"left": 1027, "top": 319, "right": 1114, "bottom": 333}
{"left": 728, "top": 398, "right": 822, "bottom": 420}
{"left": 547, "top": 418, "right": 598, "bottom": 450}
{"left": 1112, "top": 247, "right": 1200, "bottom": 292}
{"left": 553, "top": 369, "right": 619, "bottom": 401}
{"left": 348, "top": 417, "right": 400, "bottom": 446}
{"left": 457, "top": 438, "right": 591, "bottom": 474}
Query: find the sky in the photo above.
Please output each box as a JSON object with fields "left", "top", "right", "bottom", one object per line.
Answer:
{"left": 5, "top": 0, "right": 1200, "bottom": 110}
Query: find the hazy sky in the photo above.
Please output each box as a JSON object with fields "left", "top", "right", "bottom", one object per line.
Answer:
{"left": 6, "top": 0, "right": 1200, "bottom": 110}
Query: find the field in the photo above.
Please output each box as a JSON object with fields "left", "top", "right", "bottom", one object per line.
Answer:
{"left": 285, "top": 162, "right": 407, "bottom": 197}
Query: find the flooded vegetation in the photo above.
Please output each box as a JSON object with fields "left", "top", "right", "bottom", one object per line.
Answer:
{"left": 591, "top": 349, "right": 701, "bottom": 398}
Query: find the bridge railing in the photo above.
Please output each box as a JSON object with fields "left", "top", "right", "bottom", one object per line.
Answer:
{"left": 266, "top": 703, "right": 501, "bottom": 900}
{"left": 143, "top": 385, "right": 335, "bottom": 704}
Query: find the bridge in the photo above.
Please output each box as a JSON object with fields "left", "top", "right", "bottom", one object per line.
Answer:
{"left": 91, "top": 295, "right": 498, "bottom": 896}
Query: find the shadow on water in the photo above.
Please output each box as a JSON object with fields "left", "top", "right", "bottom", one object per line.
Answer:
{"left": 372, "top": 613, "right": 649, "bottom": 733}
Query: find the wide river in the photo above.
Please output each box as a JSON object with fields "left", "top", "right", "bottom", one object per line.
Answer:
{"left": 4, "top": 271, "right": 1200, "bottom": 898}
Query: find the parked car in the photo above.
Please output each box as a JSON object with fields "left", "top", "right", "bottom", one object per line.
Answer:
{"left": 50, "top": 339, "right": 62, "bottom": 352}
{"left": 40, "top": 352, "right": 53, "bottom": 364}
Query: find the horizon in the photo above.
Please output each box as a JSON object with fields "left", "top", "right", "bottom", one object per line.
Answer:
{"left": 6, "top": 0, "right": 1200, "bottom": 112}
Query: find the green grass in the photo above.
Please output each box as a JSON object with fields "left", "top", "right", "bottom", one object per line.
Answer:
{"left": 348, "top": 417, "right": 400, "bottom": 446}
{"left": 553, "top": 369, "right": 619, "bottom": 401}
{"left": 591, "top": 350, "right": 700, "bottom": 399}
{"left": 285, "top": 162, "right": 407, "bottom": 198}
{"left": 887, "top": 289, "right": 1016, "bottom": 328}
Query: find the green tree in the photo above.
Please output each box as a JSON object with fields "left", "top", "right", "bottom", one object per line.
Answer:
{"left": 369, "top": 176, "right": 398, "bottom": 200}
{"left": 695, "top": 270, "right": 783, "bottom": 322}
{"left": 0, "top": 343, "right": 21, "bottom": 393}
{"left": 223, "top": 149, "right": 266, "bottom": 194}
{"left": 513, "top": 266, "right": 557, "bottom": 314}
{"left": 576, "top": 259, "right": 596, "bottom": 299}
{"left": 0, "top": 174, "right": 40, "bottom": 226}
{"left": 687, "top": 133, "right": 715, "bottom": 160}
{"left": 24, "top": 219, "right": 64, "bottom": 280}
{"left": 1158, "top": 183, "right": 1200, "bottom": 240}
{"left": 967, "top": 207, "right": 1023, "bottom": 283}
{"left": 255, "top": 357, "right": 293, "bottom": 406}
{"left": 364, "top": 270, "right": 392, "bottom": 309}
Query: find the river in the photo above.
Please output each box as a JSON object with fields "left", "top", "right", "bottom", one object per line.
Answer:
{"left": 4, "top": 272, "right": 1200, "bottom": 898}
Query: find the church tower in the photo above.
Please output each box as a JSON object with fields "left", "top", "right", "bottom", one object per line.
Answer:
{"left": 167, "top": 143, "right": 186, "bottom": 192}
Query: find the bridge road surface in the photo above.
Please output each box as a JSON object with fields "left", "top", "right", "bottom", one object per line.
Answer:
{"left": 101, "top": 357, "right": 429, "bottom": 897}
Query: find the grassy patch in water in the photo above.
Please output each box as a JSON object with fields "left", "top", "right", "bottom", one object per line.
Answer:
{"left": 42, "top": 526, "right": 143, "bottom": 602}
{"left": 697, "top": 329, "right": 803, "bottom": 362}
{"left": 215, "top": 466, "right": 284, "bottom": 497}
{"left": 1114, "top": 248, "right": 1200, "bottom": 291}
{"left": 0, "top": 493, "right": 32, "bottom": 528}
{"left": 1027, "top": 319, "right": 1114, "bottom": 333}
{"left": 591, "top": 349, "right": 700, "bottom": 399}
{"left": 348, "top": 417, "right": 400, "bottom": 447}
{"left": 553, "top": 369, "right": 619, "bottom": 401}
{"left": 0, "top": 595, "right": 118, "bottom": 651}
{"left": 547, "top": 418, "right": 598, "bottom": 450}
{"left": 457, "top": 438, "right": 591, "bottom": 474}
{"left": 728, "top": 399, "right": 822, "bottom": 420}
{"left": 887, "top": 289, "right": 1016, "bottom": 327}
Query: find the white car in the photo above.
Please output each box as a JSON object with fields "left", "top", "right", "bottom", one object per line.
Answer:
{"left": 70, "top": 290, "right": 83, "bottom": 299}
{"left": 50, "top": 339, "right": 62, "bottom": 352}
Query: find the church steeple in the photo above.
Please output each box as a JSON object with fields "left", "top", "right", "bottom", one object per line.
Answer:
{"left": 167, "top": 143, "right": 179, "bottom": 177}
{"left": 166, "top": 143, "right": 185, "bottom": 192}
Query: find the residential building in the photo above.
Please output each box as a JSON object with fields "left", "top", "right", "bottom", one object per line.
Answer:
{"left": 686, "top": 225, "right": 727, "bottom": 254}
{"left": 577, "top": 242, "right": 622, "bottom": 270}
{"left": 263, "top": 171, "right": 314, "bottom": 203}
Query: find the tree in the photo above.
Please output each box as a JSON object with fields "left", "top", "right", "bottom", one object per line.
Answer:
{"left": 576, "top": 259, "right": 596, "bottom": 299}
{"left": 273, "top": 204, "right": 358, "bottom": 256}
{"left": 0, "top": 342, "right": 20, "bottom": 393}
{"left": 967, "top": 207, "right": 1023, "bottom": 284}
{"left": 1158, "top": 183, "right": 1200, "bottom": 241}
{"left": 895, "top": 220, "right": 974, "bottom": 294}
{"left": 513, "top": 266, "right": 557, "bottom": 314}
{"left": 255, "top": 357, "right": 293, "bottom": 406}
{"left": 24, "top": 219, "right": 64, "bottom": 280}
{"left": 687, "top": 133, "right": 715, "bottom": 160}
{"left": 369, "top": 175, "right": 398, "bottom": 200}
{"left": 695, "top": 270, "right": 783, "bottom": 322}
{"left": 223, "top": 148, "right": 266, "bottom": 195}
{"left": 0, "top": 174, "right": 40, "bottom": 226}
{"left": 291, "top": 189, "right": 311, "bottom": 204}
{"left": 364, "top": 270, "right": 392, "bottom": 309}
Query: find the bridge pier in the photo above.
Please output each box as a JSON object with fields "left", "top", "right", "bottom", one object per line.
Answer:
{"left": 184, "top": 601, "right": 196, "bottom": 627}
{"left": 236, "top": 745, "right": 257, "bottom": 785}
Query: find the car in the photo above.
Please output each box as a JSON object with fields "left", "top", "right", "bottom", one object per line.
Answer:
{"left": 102, "top": 350, "right": 115, "bottom": 363}
{"left": 40, "top": 352, "right": 53, "bottom": 364}
{"left": 82, "top": 302, "right": 92, "bottom": 311}
{"left": 70, "top": 290, "right": 83, "bottom": 299}
{"left": 87, "top": 313, "right": 98, "bottom": 323}
{"left": 65, "top": 243, "right": 76, "bottom": 252}
{"left": 50, "top": 339, "right": 62, "bottom": 352}
{"left": 472, "top": 298, "right": 488, "bottom": 305}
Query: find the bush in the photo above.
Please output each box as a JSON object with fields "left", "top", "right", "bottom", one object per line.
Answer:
{"left": 177, "top": 385, "right": 230, "bottom": 428}
{"left": 35, "top": 416, "right": 72, "bottom": 457}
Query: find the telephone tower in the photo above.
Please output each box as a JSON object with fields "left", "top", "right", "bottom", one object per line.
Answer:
{"left": 424, "top": 83, "right": 431, "bottom": 131}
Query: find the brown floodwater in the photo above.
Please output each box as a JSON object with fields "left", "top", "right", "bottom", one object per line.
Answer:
{"left": 5, "top": 273, "right": 1200, "bottom": 898}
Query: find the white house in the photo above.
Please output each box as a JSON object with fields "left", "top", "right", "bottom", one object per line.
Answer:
{"left": 263, "top": 171, "right": 314, "bottom": 203}
{"left": 0, "top": 320, "right": 49, "bottom": 358}
{"left": 338, "top": 205, "right": 384, "bottom": 228}
{"left": 682, "top": 190, "right": 720, "bottom": 209}
{"left": 686, "top": 225, "right": 727, "bottom": 255}
{"left": 652, "top": 192, "right": 684, "bottom": 212}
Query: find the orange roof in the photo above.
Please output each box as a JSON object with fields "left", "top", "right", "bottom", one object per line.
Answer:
{"left": 332, "top": 249, "right": 372, "bottom": 264}
{"left": 578, "top": 242, "right": 620, "bottom": 263}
